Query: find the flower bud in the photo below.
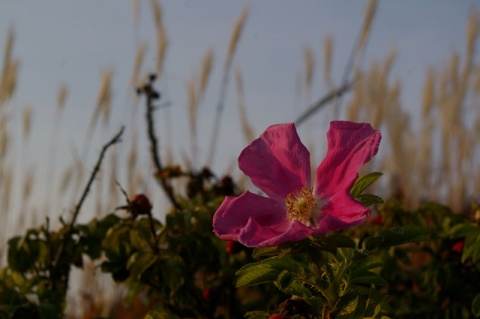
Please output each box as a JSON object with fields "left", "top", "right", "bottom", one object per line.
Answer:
{"left": 451, "top": 241, "right": 465, "bottom": 254}
{"left": 226, "top": 241, "right": 243, "bottom": 255}
{"left": 131, "top": 194, "right": 152, "bottom": 216}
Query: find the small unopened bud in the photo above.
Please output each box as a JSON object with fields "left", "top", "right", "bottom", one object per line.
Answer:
{"left": 226, "top": 241, "right": 243, "bottom": 255}
{"left": 451, "top": 241, "right": 465, "bottom": 254}
{"left": 131, "top": 194, "right": 152, "bottom": 216}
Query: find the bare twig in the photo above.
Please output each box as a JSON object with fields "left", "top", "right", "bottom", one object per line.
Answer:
{"left": 295, "top": 82, "right": 353, "bottom": 126}
{"left": 141, "top": 76, "right": 181, "bottom": 209}
{"left": 69, "top": 126, "right": 125, "bottom": 229}
{"left": 51, "top": 126, "right": 124, "bottom": 288}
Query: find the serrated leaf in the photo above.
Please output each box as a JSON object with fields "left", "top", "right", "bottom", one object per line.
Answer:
{"left": 355, "top": 194, "right": 384, "bottom": 206}
{"left": 350, "top": 172, "right": 383, "bottom": 197}
{"left": 362, "top": 225, "right": 427, "bottom": 253}
{"left": 350, "top": 272, "right": 388, "bottom": 286}
{"left": 328, "top": 234, "right": 356, "bottom": 249}
{"left": 451, "top": 223, "right": 480, "bottom": 238}
{"left": 236, "top": 257, "right": 301, "bottom": 287}
{"left": 252, "top": 246, "right": 278, "bottom": 259}
{"left": 275, "top": 270, "right": 312, "bottom": 298}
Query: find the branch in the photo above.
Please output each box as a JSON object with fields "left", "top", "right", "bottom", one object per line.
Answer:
{"left": 142, "top": 79, "right": 181, "bottom": 209}
{"left": 294, "top": 82, "right": 353, "bottom": 126}
{"left": 69, "top": 126, "right": 125, "bottom": 229}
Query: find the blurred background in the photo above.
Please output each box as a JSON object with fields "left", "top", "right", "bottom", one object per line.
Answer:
{"left": 0, "top": 0, "right": 479, "bottom": 251}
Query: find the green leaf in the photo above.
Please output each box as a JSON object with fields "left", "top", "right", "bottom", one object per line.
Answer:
{"left": 7, "top": 237, "right": 36, "bottom": 273}
{"left": 472, "top": 294, "right": 480, "bottom": 317}
{"left": 349, "top": 272, "right": 388, "bottom": 286}
{"left": 355, "top": 194, "right": 384, "bottom": 206}
{"left": 451, "top": 223, "right": 480, "bottom": 238}
{"left": 350, "top": 172, "right": 383, "bottom": 198}
{"left": 327, "top": 234, "right": 356, "bottom": 249}
{"left": 362, "top": 225, "right": 427, "bottom": 253}
{"left": 127, "top": 252, "right": 158, "bottom": 280}
{"left": 236, "top": 257, "right": 301, "bottom": 287}
{"left": 252, "top": 246, "right": 278, "bottom": 259}
{"left": 275, "top": 270, "right": 312, "bottom": 298}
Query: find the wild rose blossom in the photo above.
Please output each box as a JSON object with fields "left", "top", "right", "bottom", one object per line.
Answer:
{"left": 213, "top": 121, "right": 381, "bottom": 247}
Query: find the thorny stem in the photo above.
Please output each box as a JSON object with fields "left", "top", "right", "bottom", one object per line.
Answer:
{"left": 144, "top": 82, "right": 181, "bottom": 209}
{"left": 51, "top": 126, "right": 125, "bottom": 288}
{"left": 69, "top": 126, "right": 125, "bottom": 229}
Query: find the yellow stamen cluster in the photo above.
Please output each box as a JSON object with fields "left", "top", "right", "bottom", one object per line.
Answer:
{"left": 285, "top": 186, "right": 316, "bottom": 226}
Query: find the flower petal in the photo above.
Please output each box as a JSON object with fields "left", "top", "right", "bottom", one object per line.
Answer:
{"left": 314, "top": 121, "right": 381, "bottom": 198}
{"left": 314, "top": 190, "right": 370, "bottom": 233}
{"left": 239, "top": 123, "right": 311, "bottom": 202}
{"left": 239, "top": 216, "right": 314, "bottom": 247}
{"left": 213, "top": 191, "right": 313, "bottom": 247}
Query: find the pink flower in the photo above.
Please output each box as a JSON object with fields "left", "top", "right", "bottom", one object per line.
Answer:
{"left": 213, "top": 121, "right": 381, "bottom": 247}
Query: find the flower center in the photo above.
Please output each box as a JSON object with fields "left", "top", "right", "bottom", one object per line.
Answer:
{"left": 285, "top": 186, "right": 317, "bottom": 226}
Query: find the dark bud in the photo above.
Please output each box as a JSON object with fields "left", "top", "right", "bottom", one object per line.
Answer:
{"left": 152, "top": 90, "right": 160, "bottom": 100}
{"left": 218, "top": 176, "right": 235, "bottom": 196}
{"left": 187, "top": 180, "right": 202, "bottom": 199}
{"left": 136, "top": 87, "right": 143, "bottom": 95}
{"left": 201, "top": 167, "right": 214, "bottom": 179}
{"left": 130, "top": 194, "right": 152, "bottom": 217}
{"left": 226, "top": 241, "right": 243, "bottom": 255}
{"left": 149, "top": 73, "right": 157, "bottom": 82}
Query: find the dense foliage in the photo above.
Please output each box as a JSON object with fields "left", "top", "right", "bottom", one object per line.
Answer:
{"left": 1, "top": 79, "right": 480, "bottom": 319}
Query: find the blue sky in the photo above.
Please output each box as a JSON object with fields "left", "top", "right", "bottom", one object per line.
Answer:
{"left": 0, "top": 1, "right": 477, "bottom": 224}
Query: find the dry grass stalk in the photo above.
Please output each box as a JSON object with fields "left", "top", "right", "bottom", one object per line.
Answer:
{"left": 22, "top": 107, "right": 32, "bottom": 141}
{"left": 151, "top": 0, "right": 168, "bottom": 77}
{"left": 207, "top": 6, "right": 249, "bottom": 164}
{"left": 0, "top": 121, "right": 8, "bottom": 160}
{"left": 131, "top": 0, "right": 140, "bottom": 24}
{"left": 187, "top": 78, "right": 198, "bottom": 160}
{"left": 56, "top": 83, "right": 68, "bottom": 118}
{"left": 353, "top": 9, "right": 480, "bottom": 210}
{"left": 1, "top": 165, "right": 12, "bottom": 212}
{"left": 304, "top": 46, "right": 314, "bottom": 98}
{"left": 22, "top": 168, "right": 34, "bottom": 205}
{"left": 108, "top": 149, "right": 119, "bottom": 205}
{"left": 234, "top": 68, "right": 254, "bottom": 143}
{"left": 422, "top": 67, "right": 435, "bottom": 118}
{"left": 60, "top": 166, "right": 74, "bottom": 195}
{"left": 199, "top": 48, "right": 214, "bottom": 96}
{"left": 358, "top": 0, "right": 377, "bottom": 54}
{"left": 90, "top": 68, "right": 113, "bottom": 131}
{"left": 225, "top": 5, "right": 249, "bottom": 68}
{"left": 127, "top": 134, "right": 138, "bottom": 196}
{"left": 131, "top": 42, "right": 147, "bottom": 88}
{"left": 323, "top": 34, "right": 334, "bottom": 89}
{"left": 187, "top": 48, "right": 214, "bottom": 162}
{"left": 465, "top": 9, "right": 479, "bottom": 76}
{"left": 70, "top": 144, "right": 86, "bottom": 197}
{"left": 0, "top": 28, "right": 19, "bottom": 107}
